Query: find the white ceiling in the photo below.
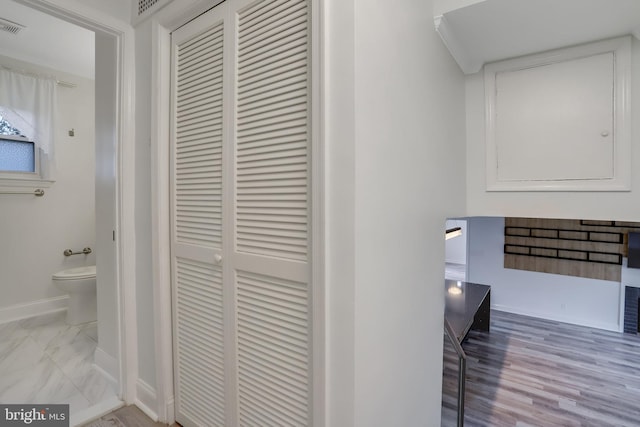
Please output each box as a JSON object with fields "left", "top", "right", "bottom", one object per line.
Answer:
{"left": 436, "top": 0, "right": 640, "bottom": 74}
{"left": 0, "top": 0, "right": 94, "bottom": 79}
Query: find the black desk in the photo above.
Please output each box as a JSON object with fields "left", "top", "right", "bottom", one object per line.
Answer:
{"left": 444, "top": 280, "right": 491, "bottom": 342}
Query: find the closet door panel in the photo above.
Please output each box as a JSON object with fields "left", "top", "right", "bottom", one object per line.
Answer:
{"left": 231, "top": 0, "right": 312, "bottom": 425}
{"left": 171, "top": 9, "right": 227, "bottom": 427}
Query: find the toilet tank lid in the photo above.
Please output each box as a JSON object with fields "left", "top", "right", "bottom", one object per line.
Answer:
{"left": 53, "top": 265, "right": 96, "bottom": 280}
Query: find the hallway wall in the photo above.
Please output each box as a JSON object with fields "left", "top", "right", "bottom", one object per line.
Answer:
{"left": 325, "top": 0, "right": 467, "bottom": 425}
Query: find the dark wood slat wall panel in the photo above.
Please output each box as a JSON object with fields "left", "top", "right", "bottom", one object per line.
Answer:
{"left": 442, "top": 310, "right": 640, "bottom": 427}
{"left": 504, "top": 217, "right": 640, "bottom": 281}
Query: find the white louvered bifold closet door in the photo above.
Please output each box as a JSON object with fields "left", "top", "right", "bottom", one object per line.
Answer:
{"left": 170, "top": 1, "right": 312, "bottom": 426}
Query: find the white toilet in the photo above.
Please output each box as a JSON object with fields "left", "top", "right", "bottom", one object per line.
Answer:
{"left": 52, "top": 265, "right": 97, "bottom": 325}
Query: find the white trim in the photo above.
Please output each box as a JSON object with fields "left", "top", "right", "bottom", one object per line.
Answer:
{"left": 0, "top": 296, "right": 67, "bottom": 324}
{"left": 135, "top": 379, "right": 159, "bottom": 422}
{"left": 150, "top": 17, "right": 175, "bottom": 425}
{"left": 433, "top": 14, "right": 479, "bottom": 74}
{"left": 311, "top": 0, "right": 325, "bottom": 425}
{"left": 484, "top": 36, "right": 632, "bottom": 192}
{"left": 0, "top": 178, "right": 54, "bottom": 189}
{"left": 94, "top": 345, "right": 119, "bottom": 385}
{"left": 114, "top": 17, "right": 139, "bottom": 408}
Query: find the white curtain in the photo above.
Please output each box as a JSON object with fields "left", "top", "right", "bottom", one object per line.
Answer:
{"left": 0, "top": 68, "right": 57, "bottom": 154}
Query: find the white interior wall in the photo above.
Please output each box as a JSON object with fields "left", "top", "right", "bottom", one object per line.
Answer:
{"left": 433, "top": 0, "right": 485, "bottom": 16}
{"left": 327, "top": 0, "right": 467, "bottom": 425}
{"left": 79, "top": 0, "right": 131, "bottom": 23}
{"left": 325, "top": 0, "right": 356, "bottom": 424}
{"left": 466, "top": 216, "right": 621, "bottom": 331}
{"left": 465, "top": 37, "right": 640, "bottom": 221}
{"left": 0, "top": 54, "right": 95, "bottom": 317}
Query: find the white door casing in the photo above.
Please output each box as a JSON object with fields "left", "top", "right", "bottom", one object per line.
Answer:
{"left": 170, "top": 0, "right": 313, "bottom": 425}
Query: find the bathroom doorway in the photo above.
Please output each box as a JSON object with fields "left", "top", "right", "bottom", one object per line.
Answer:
{"left": 0, "top": 0, "right": 131, "bottom": 423}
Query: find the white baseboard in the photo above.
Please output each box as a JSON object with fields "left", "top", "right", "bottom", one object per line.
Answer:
{"left": 0, "top": 296, "right": 68, "bottom": 324}
{"left": 152, "top": 393, "right": 175, "bottom": 424}
{"left": 492, "top": 304, "right": 620, "bottom": 332}
{"left": 70, "top": 396, "right": 123, "bottom": 427}
{"left": 164, "top": 396, "right": 175, "bottom": 424}
{"left": 94, "top": 346, "right": 119, "bottom": 386}
{"left": 135, "top": 379, "right": 159, "bottom": 422}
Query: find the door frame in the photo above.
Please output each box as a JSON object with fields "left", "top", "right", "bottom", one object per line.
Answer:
{"left": 15, "top": 0, "right": 138, "bottom": 405}
{"left": 148, "top": 0, "right": 325, "bottom": 424}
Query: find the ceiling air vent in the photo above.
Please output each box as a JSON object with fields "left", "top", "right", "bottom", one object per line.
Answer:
{"left": 0, "top": 18, "right": 25, "bottom": 35}
{"left": 138, "top": 0, "right": 160, "bottom": 15}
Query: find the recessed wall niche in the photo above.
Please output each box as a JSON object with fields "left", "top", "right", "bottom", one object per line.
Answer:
{"left": 504, "top": 218, "right": 640, "bottom": 282}
{"left": 485, "top": 36, "right": 631, "bottom": 191}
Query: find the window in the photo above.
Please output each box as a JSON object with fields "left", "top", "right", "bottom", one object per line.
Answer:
{"left": 0, "top": 115, "right": 36, "bottom": 174}
{"left": 0, "top": 68, "right": 57, "bottom": 187}
{"left": 0, "top": 114, "right": 45, "bottom": 185}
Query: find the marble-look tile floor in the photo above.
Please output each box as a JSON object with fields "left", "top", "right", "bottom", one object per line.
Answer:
{"left": 0, "top": 311, "right": 117, "bottom": 415}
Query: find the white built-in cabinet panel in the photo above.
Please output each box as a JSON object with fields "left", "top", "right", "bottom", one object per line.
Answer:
{"left": 170, "top": 1, "right": 312, "bottom": 426}
{"left": 484, "top": 36, "right": 631, "bottom": 191}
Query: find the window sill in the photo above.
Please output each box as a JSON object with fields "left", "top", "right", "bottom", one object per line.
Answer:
{"left": 0, "top": 174, "right": 54, "bottom": 191}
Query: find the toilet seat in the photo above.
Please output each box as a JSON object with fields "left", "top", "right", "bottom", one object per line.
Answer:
{"left": 52, "top": 265, "right": 96, "bottom": 280}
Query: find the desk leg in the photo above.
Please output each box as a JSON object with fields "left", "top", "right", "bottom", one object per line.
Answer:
{"left": 472, "top": 290, "right": 491, "bottom": 332}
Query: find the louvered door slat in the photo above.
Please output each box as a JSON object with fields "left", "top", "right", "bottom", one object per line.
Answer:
{"left": 240, "top": 12, "right": 306, "bottom": 55}
{"left": 239, "top": 0, "right": 303, "bottom": 37}
{"left": 238, "top": 2, "right": 307, "bottom": 53}
{"left": 239, "top": 36, "right": 307, "bottom": 81}
{"left": 179, "top": 47, "right": 223, "bottom": 70}
{"left": 237, "top": 138, "right": 306, "bottom": 155}
{"left": 238, "top": 103, "right": 306, "bottom": 129}
{"left": 238, "top": 217, "right": 306, "bottom": 229}
{"left": 179, "top": 89, "right": 222, "bottom": 108}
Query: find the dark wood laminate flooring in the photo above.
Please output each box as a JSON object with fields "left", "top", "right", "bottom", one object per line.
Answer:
{"left": 442, "top": 310, "right": 640, "bottom": 426}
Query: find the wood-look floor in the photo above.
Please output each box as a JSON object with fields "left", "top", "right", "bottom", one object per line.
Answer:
{"left": 81, "top": 405, "right": 178, "bottom": 427}
{"left": 442, "top": 310, "right": 640, "bottom": 427}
